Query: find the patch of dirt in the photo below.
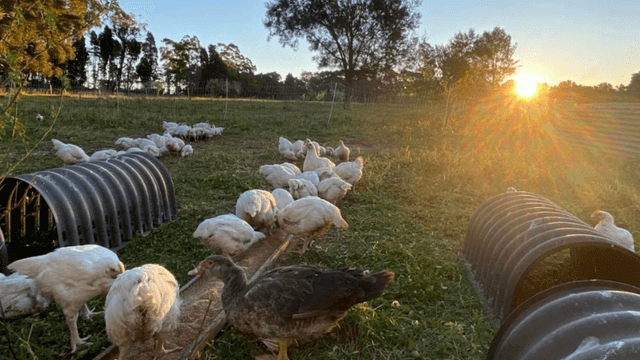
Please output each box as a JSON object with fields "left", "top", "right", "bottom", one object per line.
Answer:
{"left": 96, "top": 229, "right": 291, "bottom": 360}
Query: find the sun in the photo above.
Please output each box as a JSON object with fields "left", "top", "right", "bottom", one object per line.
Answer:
{"left": 514, "top": 73, "right": 545, "bottom": 98}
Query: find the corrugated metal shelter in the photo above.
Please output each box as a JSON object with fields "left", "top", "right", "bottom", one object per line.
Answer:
{"left": 489, "top": 280, "right": 640, "bottom": 360}
{"left": 0, "top": 153, "right": 177, "bottom": 272}
{"left": 461, "top": 190, "right": 640, "bottom": 325}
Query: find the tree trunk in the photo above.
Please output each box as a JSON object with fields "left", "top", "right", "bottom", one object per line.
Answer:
{"left": 343, "top": 68, "right": 354, "bottom": 109}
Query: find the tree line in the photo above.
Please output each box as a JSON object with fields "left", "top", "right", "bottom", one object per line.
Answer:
{"left": 2, "top": 0, "right": 639, "bottom": 104}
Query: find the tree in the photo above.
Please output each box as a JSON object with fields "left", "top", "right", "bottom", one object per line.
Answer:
{"left": 214, "top": 43, "right": 256, "bottom": 76}
{"left": 1, "top": 0, "right": 128, "bottom": 87}
{"left": 199, "top": 45, "right": 229, "bottom": 83}
{"left": 628, "top": 71, "right": 640, "bottom": 97}
{"left": 0, "top": 0, "right": 128, "bottom": 183}
{"left": 89, "top": 30, "right": 101, "bottom": 88}
{"left": 65, "top": 37, "right": 89, "bottom": 88}
{"left": 419, "top": 27, "right": 518, "bottom": 100}
{"left": 472, "top": 28, "right": 518, "bottom": 87}
{"left": 112, "top": 14, "right": 144, "bottom": 90}
{"left": 97, "top": 25, "right": 122, "bottom": 88}
{"left": 136, "top": 32, "right": 159, "bottom": 86}
{"left": 264, "top": 0, "right": 422, "bottom": 106}
{"left": 160, "top": 35, "right": 201, "bottom": 95}
{"left": 121, "top": 38, "right": 141, "bottom": 90}
{"left": 284, "top": 73, "right": 306, "bottom": 99}
{"left": 1, "top": 0, "right": 128, "bottom": 146}
{"left": 594, "top": 82, "right": 614, "bottom": 93}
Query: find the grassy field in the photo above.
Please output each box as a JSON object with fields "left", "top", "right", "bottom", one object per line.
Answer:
{"left": 1, "top": 94, "right": 639, "bottom": 359}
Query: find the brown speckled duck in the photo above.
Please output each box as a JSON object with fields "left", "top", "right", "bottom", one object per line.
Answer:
{"left": 188, "top": 255, "right": 394, "bottom": 360}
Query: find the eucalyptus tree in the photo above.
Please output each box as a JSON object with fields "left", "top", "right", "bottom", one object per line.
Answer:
{"left": 137, "top": 32, "right": 159, "bottom": 87}
{"left": 214, "top": 43, "right": 256, "bottom": 77}
{"left": 112, "top": 14, "right": 145, "bottom": 90}
{"left": 200, "top": 45, "right": 229, "bottom": 83}
{"left": 264, "top": 0, "right": 422, "bottom": 106}
{"left": 65, "top": 37, "right": 90, "bottom": 89}
{"left": 160, "top": 35, "right": 201, "bottom": 95}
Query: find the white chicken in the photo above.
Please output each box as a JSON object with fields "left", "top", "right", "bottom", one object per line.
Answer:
{"left": 134, "top": 138, "right": 157, "bottom": 149}
{"left": 276, "top": 196, "right": 349, "bottom": 254}
{"left": 210, "top": 127, "right": 225, "bottom": 136}
{"left": 158, "top": 146, "right": 170, "bottom": 157}
{"left": 105, "top": 264, "right": 181, "bottom": 360}
{"left": 51, "top": 139, "right": 90, "bottom": 165}
{"left": 291, "top": 140, "right": 305, "bottom": 159}
{"left": 180, "top": 144, "right": 194, "bottom": 157}
{"left": 302, "top": 140, "right": 335, "bottom": 172}
{"left": 162, "top": 121, "right": 179, "bottom": 131}
{"left": 318, "top": 177, "right": 352, "bottom": 204}
{"left": 235, "top": 189, "right": 278, "bottom": 231}
{"left": 114, "top": 137, "right": 137, "bottom": 150}
{"left": 272, "top": 188, "right": 294, "bottom": 210}
{"left": 193, "top": 122, "right": 212, "bottom": 129}
{"left": 193, "top": 214, "right": 266, "bottom": 257}
{"left": 316, "top": 144, "right": 328, "bottom": 157}
{"left": 259, "top": 162, "right": 301, "bottom": 188}
{"left": 333, "top": 156, "right": 364, "bottom": 188}
{"left": 89, "top": 149, "right": 117, "bottom": 161}
{"left": 334, "top": 140, "right": 350, "bottom": 162}
{"left": 591, "top": 210, "right": 635, "bottom": 252}
{"left": 315, "top": 167, "right": 340, "bottom": 182}
{"left": 165, "top": 136, "right": 185, "bottom": 153}
{"left": 143, "top": 144, "right": 162, "bottom": 157}
{"left": 288, "top": 178, "right": 318, "bottom": 200}
{"left": 325, "top": 146, "right": 334, "bottom": 157}
{"left": 0, "top": 272, "right": 51, "bottom": 319}
{"left": 187, "top": 128, "right": 198, "bottom": 141}
{"left": 297, "top": 170, "right": 321, "bottom": 188}
{"left": 151, "top": 134, "right": 167, "bottom": 148}
{"left": 36, "top": 113, "right": 44, "bottom": 122}
{"left": 278, "top": 137, "right": 298, "bottom": 161}
{"left": 8, "top": 244, "right": 125, "bottom": 352}
{"left": 174, "top": 124, "right": 191, "bottom": 139}
{"left": 126, "top": 147, "right": 145, "bottom": 154}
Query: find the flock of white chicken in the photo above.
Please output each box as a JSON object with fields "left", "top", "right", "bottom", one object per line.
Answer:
{"left": 0, "top": 120, "right": 227, "bottom": 358}
{"left": 50, "top": 120, "right": 224, "bottom": 165}
{"left": 0, "top": 244, "right": 181, "bottom": 359}
{"left": 193, "top": 137, "right": 363, "bottom": 257}
{"left": 1, "top": 127, "right": 637, "bottom": 359}
{"left": 0, "top": 133, "right": 363, "bottom": 358}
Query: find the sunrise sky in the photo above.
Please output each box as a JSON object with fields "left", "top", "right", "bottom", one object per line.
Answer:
{"left": 122, "top": 0, "right": 640, "bottom": 87}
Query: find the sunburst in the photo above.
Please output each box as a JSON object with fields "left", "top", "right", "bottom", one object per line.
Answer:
{"left": 514, "top": 73, "right": 545, "bottom": 98}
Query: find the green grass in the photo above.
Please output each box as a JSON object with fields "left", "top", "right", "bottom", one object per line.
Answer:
{"left": 2, "top": 93, "right": 639, "bottom": 359}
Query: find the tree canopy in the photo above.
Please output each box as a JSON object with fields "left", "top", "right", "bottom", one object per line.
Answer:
{"left": 160, "top": 35, "right": 201, "bottom": 93}
{"left": 264, "top": 0, "right": 422, "bottom": 102}
{"left": 418, "top": 27, "right": 518, "bottom": 99}
{"left": 628, "top": 71, "right": 640, "bottom": 97}
{"left": 214, "top": 43, "right": 256, "bottom": 76}
{"left": 0, "top": 0, "right": 127, "bottom": 82}
{"left": 136, "top": 32, "right": 159, "bottom": 85}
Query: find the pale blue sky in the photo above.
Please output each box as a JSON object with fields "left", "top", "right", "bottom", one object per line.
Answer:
{"left": 121, "top": 0, "right": 640, "bottom": 87}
